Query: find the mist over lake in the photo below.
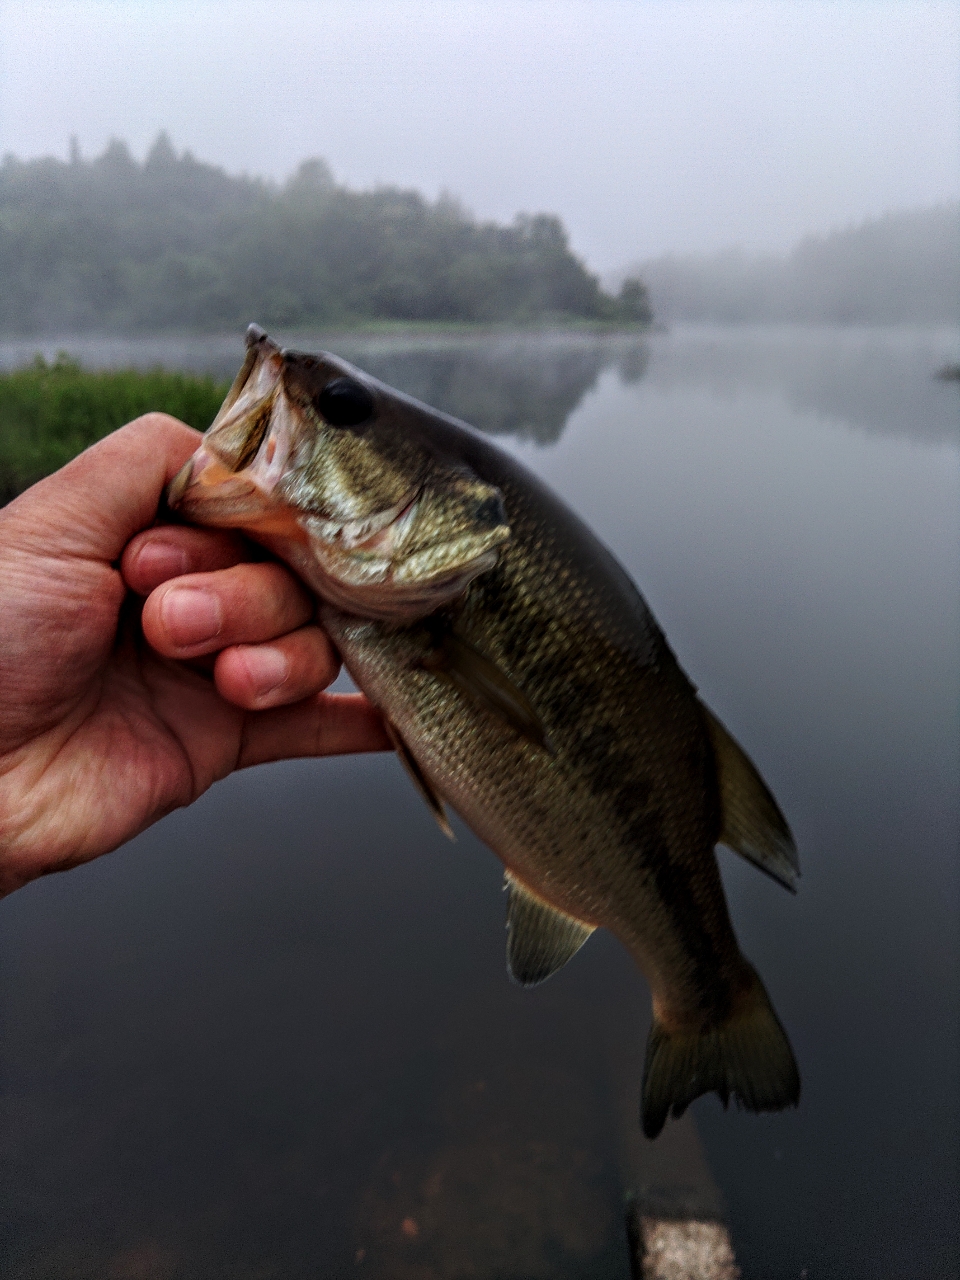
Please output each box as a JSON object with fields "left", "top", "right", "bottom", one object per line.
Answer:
{"left": 0, "top": 323, "right": 956, "bottom": 1278}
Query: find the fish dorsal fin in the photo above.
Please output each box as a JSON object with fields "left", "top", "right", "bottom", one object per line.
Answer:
{"left": 504, "top": 872, "right": 596, "bottom": 986}
{"left": 702, "top": 705, "right": 800, "bottom": 893}
{"left": 423, "top": 632, "right": 551, "bottom": 753}
{"left": 384, "top": 719, "right": 455, "bottom": 840}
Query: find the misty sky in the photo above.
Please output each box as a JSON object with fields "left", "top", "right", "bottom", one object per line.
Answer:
{"left": 1, "top": 0, "right": 957, "bottom": 270}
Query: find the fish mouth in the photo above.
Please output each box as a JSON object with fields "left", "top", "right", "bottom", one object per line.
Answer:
{"left": 169, "top": 447, "right": 505, "bottom": 620}
{"left": 169, "top": 439, "right": 421, "bottom": 548}
{"left": 167, "top": 450, "right": 268, "bottom": 523}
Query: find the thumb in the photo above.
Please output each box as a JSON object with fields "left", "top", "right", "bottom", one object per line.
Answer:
{"left": 3, "top": 414, "right": 202, "bottom": 564}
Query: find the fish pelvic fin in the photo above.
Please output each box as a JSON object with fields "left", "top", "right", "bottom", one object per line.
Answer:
{"left": 504, "top": 872, "right": 596, "bottom": 986}
{"left": 384, "top": 719, "right": 455, "bottom": 840}
{"left": 641, "top": 964, "right": 800, "bottom": 1140}
{"left": 701, "top": 703, "right": 800, "bottom": 893}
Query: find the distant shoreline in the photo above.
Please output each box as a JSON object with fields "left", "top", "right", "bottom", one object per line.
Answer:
{"left": 0, "top": 317, "right": 659, "bottom": 344}
{"left": 3, "top": 319, "right": 958, "bottom": 378}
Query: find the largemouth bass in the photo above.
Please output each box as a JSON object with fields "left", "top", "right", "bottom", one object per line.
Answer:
{"left": 168, "top": 325, "right": 801, "bottom": 1138}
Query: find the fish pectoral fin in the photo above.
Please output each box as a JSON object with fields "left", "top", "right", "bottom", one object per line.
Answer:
{"left": 504, "top": 872, "right": 596, "bottom": 986}
{"left": 702, "top": 703, "right": 800, "bottom": 893}
{"left": 384, "top": 719, "right": 455, "bottom": 841}
{"left": 424, "top": 632, "right": 551, "bottom": 752}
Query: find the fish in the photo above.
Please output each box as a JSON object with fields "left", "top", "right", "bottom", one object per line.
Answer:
{"left": 168, "top": 324, "right": 801, "bottom": 1138}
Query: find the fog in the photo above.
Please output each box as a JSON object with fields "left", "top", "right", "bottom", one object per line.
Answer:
{"left": 1, "top": 0, "right": 958, "bottom": 271}
{"left": 628, "top": 205, "right": 960, "bottom": 325}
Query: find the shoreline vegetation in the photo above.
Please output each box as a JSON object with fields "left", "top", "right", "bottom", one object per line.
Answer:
{"left": 0, "top": 135, "right": 653, "bottom": 336}
{"left": 0, "top": 357, "right": 230, "bottom": 500}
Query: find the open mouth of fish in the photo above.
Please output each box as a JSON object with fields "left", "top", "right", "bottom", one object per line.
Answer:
{"left": 167, "top": 418, "right": 503, "bottom": 620}
{"left": 169, "top": 447, "right": 421, "bottom": 558}
{"left": 174, "top": 444, "right": 427, "bottom": 557}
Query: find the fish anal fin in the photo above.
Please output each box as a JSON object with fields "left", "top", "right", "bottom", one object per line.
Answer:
{"left": 504, "top": 871, "right": 595, "bottom": 986}
{"left": 702, "top": 704, "right": 800, "bottom": 893}
{"left": 424, "top": 633, "right": 552, "bottom": 753}
{"left": 641, "top": 964, "right": 801, "bottom": 1139}
{"left": 385, "top": 719, "right": 454, "bottom": 840}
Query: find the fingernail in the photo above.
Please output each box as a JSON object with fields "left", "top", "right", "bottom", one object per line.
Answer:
{"left": 161, "top": 587, "right": 222, "bottom": 647}
{"left": 249, "top": 646, "right": 290, "bottom": 698}
{"left": 136, "top": 541, "right": 189, "bottom": 583}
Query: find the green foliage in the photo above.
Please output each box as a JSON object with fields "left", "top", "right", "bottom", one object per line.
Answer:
{"left": 0, "top": 136, "right": 651, "bottom": 332}
{"left": 0, "top": 356, "right": 229, "bottom": 498}
{"left": 614, "top": 277, "right": 654, "bottom": 325}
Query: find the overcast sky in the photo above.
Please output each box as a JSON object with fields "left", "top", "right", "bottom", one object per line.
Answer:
{"left": 1, "top": 0, "right": 957, "bottom": 270}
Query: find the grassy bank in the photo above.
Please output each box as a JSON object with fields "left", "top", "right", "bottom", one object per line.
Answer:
{"left": 0, "top": 356, "right": 229, "bottom": 500}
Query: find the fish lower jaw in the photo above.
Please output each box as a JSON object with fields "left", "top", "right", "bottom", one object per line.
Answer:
{"left": 334, "top": 494, "right": 420, "bottom": 553}
{"left": 175, "top": 493, "right": 271, "bottom": 525}
{"left": 302, "top": 555, "right": 494, "bottom": 622}
{"left": 302, "top": 535, "right": 503, "bottom": 621}
{"left": 168, "top": 447, "right": 286, "bottom": 526}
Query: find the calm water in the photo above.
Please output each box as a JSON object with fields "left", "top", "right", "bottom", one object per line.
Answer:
{"left": 1, "top": 326, "right": 957, "bottom": 1279}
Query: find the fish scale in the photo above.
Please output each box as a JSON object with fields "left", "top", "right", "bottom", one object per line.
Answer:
{"left": 169, "top": 324, "right": 802, "bottom": 1138}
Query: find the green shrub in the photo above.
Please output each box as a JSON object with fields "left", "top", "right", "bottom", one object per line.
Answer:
{"left": 0, "top": 356, "right": 229, "bottom": 500}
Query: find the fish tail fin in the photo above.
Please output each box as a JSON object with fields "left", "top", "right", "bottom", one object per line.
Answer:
{"left": 641, "top": 965, "right": 800, "bottom": 1140}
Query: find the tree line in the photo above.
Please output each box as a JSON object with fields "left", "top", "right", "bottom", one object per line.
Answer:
{"left": 0, "top": 135, "right": 652, "bottom": 335}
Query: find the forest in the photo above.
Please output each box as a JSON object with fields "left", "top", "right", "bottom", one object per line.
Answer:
{"left": 0, "top": 135, "right": 651, "bottom": 335}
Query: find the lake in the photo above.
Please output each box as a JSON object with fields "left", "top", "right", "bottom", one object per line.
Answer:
{"left": 1, "top": 325, "right": 957, "bottom": 1279}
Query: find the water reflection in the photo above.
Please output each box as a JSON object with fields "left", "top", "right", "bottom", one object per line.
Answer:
{"left": 2, "top": 324, "right": 956, "bottom": 449}
{"left": 0, "top": 326, "right": 957, "bottom": 1278}
{"left": 0, "top": 330, "right": 649, "bottom": 446}
{"left": 334, "top": 334, "right": 649, "bottom": 444}
{"left": 640, "top": 324, "right": 960, "bottom": 445}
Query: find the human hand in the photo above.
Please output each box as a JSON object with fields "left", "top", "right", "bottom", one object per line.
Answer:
{"left": 0, "top": 413, "right": 389, "bottom": 897}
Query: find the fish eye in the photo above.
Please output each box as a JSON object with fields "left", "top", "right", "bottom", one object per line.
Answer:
{"left": 314, "top": 377, "right": 375, "bottom": 427}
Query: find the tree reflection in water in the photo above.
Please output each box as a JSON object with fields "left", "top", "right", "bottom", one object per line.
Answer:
{"left": 333, "top": 333, "right": 650, "bottom": 445}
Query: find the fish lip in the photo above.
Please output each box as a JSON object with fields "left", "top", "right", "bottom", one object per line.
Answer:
{"left": 165, "top": 446, "right": 272, "bottom": 521}
{"left": 166, "top": 458, "right": 194, "bottom": 508}
{"left": 168, "top": 445, "right": 424, "bottom": 557}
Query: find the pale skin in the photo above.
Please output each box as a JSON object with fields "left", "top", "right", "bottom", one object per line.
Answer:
{"left": 0, "top": 413, "right": 390, "bottom": 898}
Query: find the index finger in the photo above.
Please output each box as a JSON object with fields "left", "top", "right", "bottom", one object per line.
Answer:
{"left": 122, "top": 525, "right": 254, "bottom": 596}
